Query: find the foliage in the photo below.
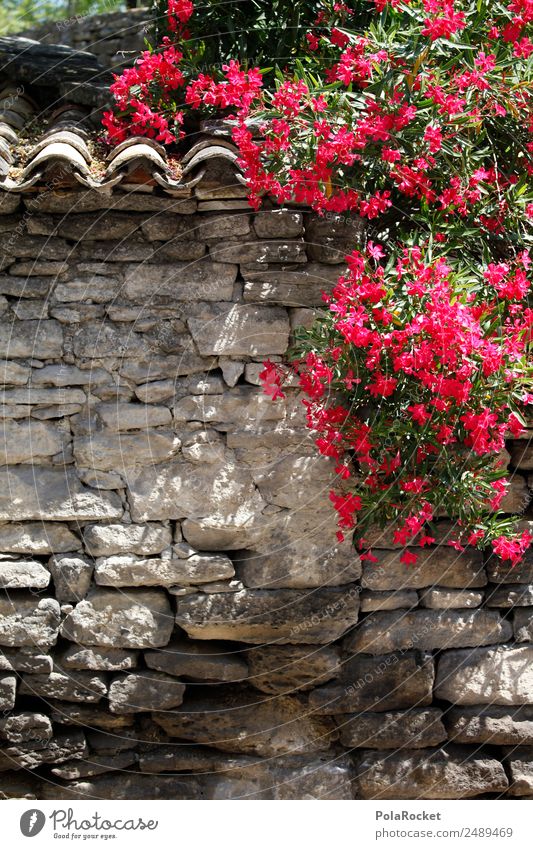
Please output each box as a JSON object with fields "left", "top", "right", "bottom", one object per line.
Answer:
{"left": 102, "top": 0, "right": 533, "bottom": 565}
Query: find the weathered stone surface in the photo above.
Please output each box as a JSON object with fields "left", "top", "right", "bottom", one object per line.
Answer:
{"left": 123, "top": 260, "right": 237, "bottom": 304}
{"left": 48, "top": 553, "right": 94, "bottom": 602}
{"left": 196, "top": 213, "right": 251, "bottom": 240}
{"left": 435, "top": 645, "right": 533, "bottom": 704}
{"left": 175, "top": 586, "right": 359, "bottom": 644}
{"left": 0, "top": 712, "right": 52, "bottom": 744}
{"left": 145, "top": 640, "right": 248, "bottom": 682}
{"left": 72, "top": 322, "right": 149, "bottom": 359}
{"left": 1, "top": 730, "right": 87, "bottom": 771}
{"left": 39, "top": 773, "right": 201, "bottom": 800}
{"left": 152, "top": 689, "right": 335, "bottom": 756}
{"left": 0, "top": 319, "right": 62, "bottom": 358}
{"left": 504, "top": 748, "right": 533, "bottom": 796}
{"left": 134, "top": 379, "right": 175, "bottom": 403}
{"left": 0, "top": 467, "right": 123, "bottom": 521}
{"left": 360, "top": 590, "right": 418, "bottom": 612}
{"left": 0, "top": 647, "right": 52, "bottom": 673}
{"left": 0, "top": 360, "right": 30, "bottom": 385}
{"left": 210, "top": 239, "right": 306, "bottom": 265}
{"left": 347, "top": 609, "right": 511, "bottom": 654}
{"left": 446, "top": 706, "right": 533, "bottom": 744}
{"left": 188, "top": 304, "right": 289, "bottom": 356}
{"left": 90, "top": 403, "right": 171, "bottom": 432}
{"left": 336, "top": 708, "right": 446, "bottom": 749}
{"left": 53, "top": 275, "right": 123, "bottom": 304}
{"left": 419, "top": 588, "right": 484, "bottom": 608}
{"left": 305, "top": 213, "right": 364, "bottom": 263}
{"left": 242, "top": 262, "right": 342, "bottom": 307}
{"left": 246, "top": 645, "right": 341, "bottom": 694}
{"left": 94, "top": 553, "right": 234, "bottom": 587}
{"left": 309, "top": 652, "right": 435, "bottom": 714}
{"left": 83, "top": 522, "right": 171, "bottom": 556}
{"left": 355, "top": 746, "right": 508, "bottom": 799}
{"left": 28, "top": 212, "right": 141, "bottom": 241}
{"left": 60, "top": 645, "right": 138, "bottom": 671}
{"left": 0, "top": 674, "right": 16, "bottom": 710}
{"left": 0, "top": 387, "right": 85, "bottom": 406}
{"left": 486, "top": 584, "right": 533, "bottom": 607}
{"left": 0, "top": 420, "right": 66, "bottom": 464}
{"left": 109, "top": 672, "right": 186, "bottom": 713}
{"left": 119, "top": 352, "right": 213, "bottom": 382}
{"left": 0, "top": 593, "right": 60, "bottom": 647}
{"left": 0, "top": 560, "right": 50, "bottom": 589}
{"left": 48, "top": 702, "right": 134, "bottom": 731}
{"left": 173, "top": 386, "right": 286, "bottom": 426}
{"left": 486, "top": 549, "right": 533, "bottom": 583}
{"left": 125, "top": 455, "right": 264, "bottom": 522}
{"left": 19, "top": 668, "right": 107, "bottom": 703}
{"left": 51, "top": 751, "right": 138, "bottom": 780}
{"left": 254, "top": 210, "right": 303, "bottom": 239}
{"left": 361, "top": 548, "right": 486, "bottom": 590}
{"left": 60, "top": 588, "right": 174, "bottom": 648}
{"left": 513, "top": 608, "right": 533, "bottom": 642}
{"left": 74, "top": 430, "right": 180, "bottom": 472}
{"left": 235, "top": 545, "right": 361, "bottom": 590}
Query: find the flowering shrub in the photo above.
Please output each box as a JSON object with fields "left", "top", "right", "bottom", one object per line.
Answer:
{"left": 103, "top": 0, "right": 533, "bottom": 564}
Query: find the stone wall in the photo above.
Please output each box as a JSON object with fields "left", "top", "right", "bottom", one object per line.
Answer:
{"left": 0, "top": 184, "right": 532, "bottom": 800}
{"left": 20, "top": 7, "right": 149, "bottom": 73}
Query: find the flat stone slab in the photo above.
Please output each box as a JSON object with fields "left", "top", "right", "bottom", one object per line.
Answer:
{"left": 361, "top": 548, "right": 486, "bottom": 590}
{"left": 0, "top": 593, "right": 60, "bottom": 647}
{"left": 436, "top": 645, "right": 533, "bottom": 705}
{"left": 175, "top": 586, "right": 360, "bottom": 644}
{"left": 145, "top": 640, "right": 248, "bottom": 682}
{"left": 336, "top": 708, "right": 446, "bottom": 749}
{"left": 108, "top": 672, "right": 186, "bottom": 713}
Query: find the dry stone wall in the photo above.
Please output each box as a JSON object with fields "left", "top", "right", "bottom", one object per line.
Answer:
{"left": 0, "top": 184, "right": 532, "bottom": 800}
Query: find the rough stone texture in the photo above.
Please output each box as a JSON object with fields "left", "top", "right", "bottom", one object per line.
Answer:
{"left": 60, "top": 589, "right": 174, "bottom": 648}
{"left": 152, "top": 689, "right": 336, "bottom": 756}
{"left": 346, "top": 609, "right": 511, "bottom": 654}
{"left": 361, "top": 548, "right": 486, "bottom": 590}
{"left": 435, "top": 645, "right": 533, "bottom": 704}
{"left": 446, "top": 706, "right": 533, "bottom": 744}
{"left": 336, "top": 708, "right": 447, "bottom": 749}
{"left": 309, "top": 652, "right": 435, "bottom": 714}
{"left": 175, "top": 586, "right": 359, "bottom": 644}
{"left": 0, "top": 179, "right": 530, "bottom": 800}
{"left": 145, "top": 640, "right": 248, "bottom": 682}
{"left": 355, "top": 746, "right": 508, "bottom": 799}
{"left": 108, "top": 672, "right": 186, "bottom": 713}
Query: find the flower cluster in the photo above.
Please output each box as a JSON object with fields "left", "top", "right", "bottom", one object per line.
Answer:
{"left": 261, "top": 245, "right": 532, "bottom": 565}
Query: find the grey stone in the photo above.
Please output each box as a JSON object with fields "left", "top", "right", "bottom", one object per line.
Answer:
{"left": 9, "top": 261, "right": 67, "bottom": 277}
{"left": 355, "top": 746, "right": 508, "bottom": 799}
{"left": 60, "top": 645, "right": 138, "bottom": 671}
{"left": 1, "top": 730, "right": 87, "bottom": 771}
{"left": 336, "top": 708, "right": 446, "bottom": 749}
{"left": 31, "top": 364, "right": 110, "bottom": 386}
{"left": 0, "top": 319, "right": 62, "bottom": 358}
{"left": 360, "top": 590, "right": 418, "bottom": 612}
{"left": 0, "top": 276, "right": 51, "bottom": 298}
{"left": 361, "top": 548, "right": 486, "bottom": 590}
{"left": 247, "top": 645, "right": 341, "bottom": 694}
{"left": 0, "top": 360, "right": 30, "bottom": 385}
{"left": 109, "top": 671, "right": 186, "bottom": 713}
{"left": 53, "top": 276, "right": 123, "bottom": 304}
{"left": 123, "top": 260, "right": 237, "bottom": 303}
{"left": 0, "top": 387, "right": 85, "bottom": 405}
{"left": 0, "top": 560, "right": 50, "bottom": 589}
{"left": 125, "top": 455, "right": 264, "bottom": 522}
{"left": 0, "top": 647, "right": 52, "bottom": 673}
{"left": 196, "top": 213, "right": 251, "bottom": 240}
{"left": 0, "top": 673, "right": 16, "bottom": 710}
{"left": 94, "top": 553, "right": 234, "bottom": 587}
{"left": 486, "top": 584, "right": 533, "bottom": 607}
{"left": 119, "top": 353, "right": 214, "bottom": 382}
{"left": 19, "top": 667, "right": 107, "bottom": 703}
{"left": 82, "top": 522, "right": 171, "bottom": 556}
{"left": 346, "top": 609, "right": 511, "bottom": 654}
{"left": 504, "top": 748, "right": 533, "bottom": 796}
{"left": 39, "top": 773, "right": 201, "bottom": 800}
{"left": 486, "top": 549, "right": 533, "bottom": 583}
{"left": 305, "top": 212, "right": 364, "bottom": 263}
{"left": 152, "top": 689, "right": 335, "bottom": 756}
{"left": 446, "top": 706, "right": 533, "bottom": 744}
{"left": 254, "top": 210, "right": 303, "bottom": 239}
{"left": 72, "top": 322, "right": 149, "bottom": 359}
{"left": 0, "top": 466, "right": 123, "bottom": 521}
{"left": 73, "top": 430, "right": 180, "bottom": 472}
{"left": 51, "top": 751, "right": 137, "bottom": 780}
{"left": 210, "top": 239, "right": 306, "bottom": 264}
{"left": 49, "top": 702, "right": 134, "bottom": 731}
{"left": 309, "top": 652, "right": 435, "bottom": 714}
{"left": 48, "top": 553, "right": 94, "bottom": 602}
{"left": 134, "top": 379, "right": 175, "bottom": 403}
{"left": 95, "top": 402, "right": 172, "bottom": 431}
{"left": 145, "top": 640, "right": 248, "bottom": 682}
{"left": 435, "top": 645, "right": 533, "bottom": 704}
{"left": 28, "top": 212, "right": 141, "bottom": 241}
{"left": 0, "top": 593, "right": 60, "bottom": 647}
{"left": 242, "top": 262, "right": 342, "bottom": 307}
{"left": 175, "top": 586, "right": 359, "bottom": 644}
{"left": 419, "top": 588, "right": 484, "bottom": 608}
{"left": 514, "top": 608, "right": 533, "bottom": 642}
{"left": 188, "top": 304, "right": 289, "bottom": 356}
{"left": 173, "top": 386, "right": 286, "bottom": 427}
{"left": 61, "top": 588, "right": 174, "bottom": 648}
{"left": 0, "top": 712, "right": 52, "bottom": 744}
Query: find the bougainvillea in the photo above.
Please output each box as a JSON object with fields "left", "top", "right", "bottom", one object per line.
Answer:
{"left": 103, "top": 0, "right": 532, "bottom": 565}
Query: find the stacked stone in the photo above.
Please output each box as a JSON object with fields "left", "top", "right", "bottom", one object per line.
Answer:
{"left": 0, "top": 186, "right": 531, "bottom": 800}
{"left": 20, "top": 8, "right": 149, "bottom": 73}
